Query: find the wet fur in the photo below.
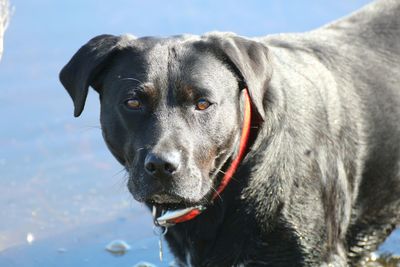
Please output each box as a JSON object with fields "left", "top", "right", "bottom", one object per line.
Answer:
{"left": 59, "top": 0, "right": 400, "bottom": 266}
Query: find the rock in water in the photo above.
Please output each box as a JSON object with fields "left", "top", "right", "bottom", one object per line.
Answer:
{"left": 132, "top": 261, "right": 157, "bottom": 267}
{"left": 105, "top": 239, "right": 131, "bottom": 255}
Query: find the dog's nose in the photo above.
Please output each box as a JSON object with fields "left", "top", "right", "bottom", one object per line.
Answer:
{"left": 144, "top": 152, "right": 180, "bottom": 178}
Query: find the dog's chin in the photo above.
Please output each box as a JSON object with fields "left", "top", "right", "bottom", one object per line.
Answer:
{"left": 140, "top": 189, "right": 212, "bottom": 212}
{"left": 128, "top": 169, "right": 219, "bottom": 211}
{"left": 143, "top": 170, "right": 224, "bottom": 211}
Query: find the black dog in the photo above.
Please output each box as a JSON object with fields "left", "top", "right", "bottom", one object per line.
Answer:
{"left": 59, "top": 0, "right": 400, "bottom": 266}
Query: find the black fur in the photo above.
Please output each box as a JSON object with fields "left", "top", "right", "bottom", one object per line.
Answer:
{"left": 59, "top": 1, "right": 400, "bottom": 266}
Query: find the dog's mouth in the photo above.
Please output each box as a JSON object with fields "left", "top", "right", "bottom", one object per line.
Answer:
{"left": 146, "top": 192, "right": 210, "bottom": 211}
{"left": 148, "top": 196, "right": 194, "bottom": 210}
{"left": 146, "top": 147, "right": 234, "bottom": 209}
{"left": 139, "top": 135, "right": 246, "bottom": 227}
{"left": 147, "top": 196, "right": 208, "bottom": 227}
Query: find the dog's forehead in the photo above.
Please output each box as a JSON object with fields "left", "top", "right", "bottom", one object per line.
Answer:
{"left": 148, "top": 38, "right": 231, "bottom": 86}
{"left": 110, "top": 37, "right": 237, "bottom": 93}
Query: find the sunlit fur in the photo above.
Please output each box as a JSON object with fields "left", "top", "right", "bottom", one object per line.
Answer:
{"left": 60, "top": 1, "right": 400, "bottom": 266}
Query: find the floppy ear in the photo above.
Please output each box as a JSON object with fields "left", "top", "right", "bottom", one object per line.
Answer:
{"left": 59, "top": 34, "right": 123, "bottom": 117}
{"left": 200, "top": 33, "right": 272, "bottom": 120}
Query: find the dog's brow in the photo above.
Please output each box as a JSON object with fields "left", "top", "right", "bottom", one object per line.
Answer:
{"left": 117, "top": 77, "right": 158, "bottom": 98}
{"left": 180, "top": 84, "right": 195, "bottom": 99}
{"left": 117, "top": 77, "right": 145, "bottom": 89}
{"left": 179, "top": 84, "right": 213, "bottom": 100}
{"left": 141, "top": 83, "right": 157, "bottom": 99}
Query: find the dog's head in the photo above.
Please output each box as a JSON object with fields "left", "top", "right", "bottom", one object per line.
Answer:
{"left": 60, "top": 33, "right": 271, "bottom": 209}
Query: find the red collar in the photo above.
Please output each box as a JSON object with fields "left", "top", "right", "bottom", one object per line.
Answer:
{"left": 154, "top": 89, "right": 252, "bottom": 227}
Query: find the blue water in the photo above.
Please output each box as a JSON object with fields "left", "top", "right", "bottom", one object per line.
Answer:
{"left": 0, "top": 1, "right": 397, "bottom": 266}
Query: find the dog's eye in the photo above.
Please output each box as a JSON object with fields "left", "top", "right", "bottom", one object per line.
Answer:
{"left": 125, "top": 98, "right": 142, "bottom": 110}
{"left": 195, "top": 99, "right": 211, "bottom": 111}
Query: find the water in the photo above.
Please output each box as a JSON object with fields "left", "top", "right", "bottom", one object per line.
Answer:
{"left": 0, "top": 1, "right": 397, "bottom": 266}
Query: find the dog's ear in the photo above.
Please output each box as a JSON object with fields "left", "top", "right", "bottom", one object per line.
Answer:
{"left": 199, "top": 33, "right": 272, "bottom": 120}
{"left": 59, "top": 34, "right": 127, "bottom": 117}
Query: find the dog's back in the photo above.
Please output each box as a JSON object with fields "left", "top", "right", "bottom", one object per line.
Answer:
{"left": 261, "top": 0, "right": 400, "bottom": 263}
{"left": 320, "top": 0, "right": 400, "bottom": 229}
{"left": 326, "top": 0, "right": 400, "bottom": 261}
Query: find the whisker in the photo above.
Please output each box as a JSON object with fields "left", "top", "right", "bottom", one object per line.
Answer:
{"left": 217, "top": 169, "right": 240, "bottom": 183}
{"left": 113, "top": 167, "right": 127, "bottom": 178}
{"left": 120, "top": 77, "right": 144, "bottom": 84}
{"left": 124, "top": 151, "right": 134, "bottom": 164}
{"left": 210, "top": 185, "right": 222, "bottom": 201}
{"left": 109, "top": 169, "right": 130, "bottom": 192}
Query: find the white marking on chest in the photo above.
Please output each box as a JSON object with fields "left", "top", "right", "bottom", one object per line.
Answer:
{"left": 185, "top": 250, "right": 193, "bottom": 267}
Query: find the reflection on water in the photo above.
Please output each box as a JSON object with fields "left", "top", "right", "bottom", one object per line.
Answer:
{"left": 0, "top": 104, "right": 174, "bottom": 266}
{"left": 0, "top": 0, "right": 398, "bottom": 266}
{"left": 0, "top": 212, "right": 174, "bottom": 267}
{"left": 363, "top": 254, "right": 400, "bottom": 267}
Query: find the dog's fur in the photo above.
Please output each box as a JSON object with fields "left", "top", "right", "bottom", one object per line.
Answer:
{"left": 59, "top": 0, "right": 400, "bottom": 266}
